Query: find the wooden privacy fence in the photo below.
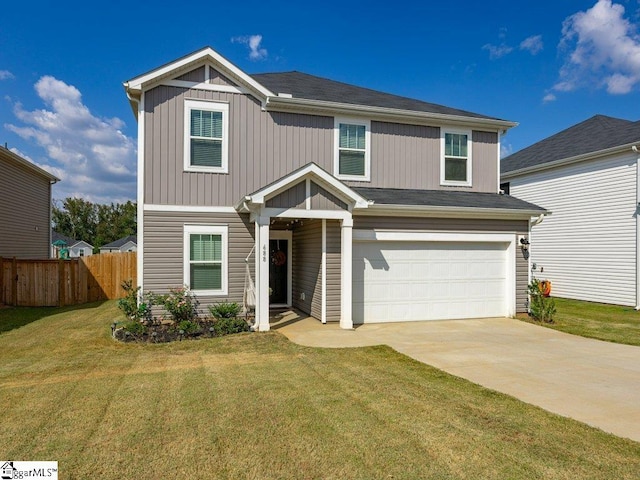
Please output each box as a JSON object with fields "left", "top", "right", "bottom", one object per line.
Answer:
{"left": 0, "top": 252, "right": 137, "bottom": 307}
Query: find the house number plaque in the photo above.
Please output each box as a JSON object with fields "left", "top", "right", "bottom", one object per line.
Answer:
{"left": 262, "top": 245, "right": 267, "bottom": 262}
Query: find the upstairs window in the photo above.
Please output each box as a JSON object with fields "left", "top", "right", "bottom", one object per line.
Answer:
{"left": 184, "top": 99, "right": 229, "bottom": 173}
{"left": 334, "top": 118, "right": 370, "bottom": 181}
{"left": 441, "top": 130, "right": 472, "bottom": 186}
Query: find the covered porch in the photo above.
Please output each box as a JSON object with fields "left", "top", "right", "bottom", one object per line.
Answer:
{"left": 236, "top": 163, "right": 370, "bottom": 331}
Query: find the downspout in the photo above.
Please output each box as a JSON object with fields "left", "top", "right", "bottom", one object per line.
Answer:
{"left": 49, "top": 178, "right": 59, "bottom": 259}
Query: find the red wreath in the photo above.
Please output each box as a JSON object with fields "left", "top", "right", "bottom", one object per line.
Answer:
{"left": 272, "top": 250, "right": 287, "bottom": 266}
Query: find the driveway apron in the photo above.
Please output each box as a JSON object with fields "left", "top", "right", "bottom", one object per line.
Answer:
{"left": 277, "top": 316, "right": 640, "bottom": 443}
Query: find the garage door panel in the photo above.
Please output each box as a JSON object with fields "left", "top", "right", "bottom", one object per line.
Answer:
{"left": 353, "top": 241, "right": 508, "bottom": 323}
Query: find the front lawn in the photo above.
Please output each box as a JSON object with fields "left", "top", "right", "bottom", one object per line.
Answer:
{"left": 1, "top": 302, "right": 639, "bottom": 479}
{"left": 519, "top": 297, "right": 640, "bottom": 346}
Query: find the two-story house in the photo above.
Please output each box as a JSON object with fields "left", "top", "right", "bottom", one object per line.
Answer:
{"left": 0, "top": 146, "right": 59, "bottom": 259}
{"left": 502, "top": 115, "right": 640, "bottom": 307}
{"left": 124, "top": 47, "right": 545, "bottom": 331}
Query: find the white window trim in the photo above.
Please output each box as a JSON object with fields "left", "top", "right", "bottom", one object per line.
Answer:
{"left": 183, "top": 225, "right": 228, "bottom": 296}
{"left": 440, "top": 128, "right": 472, "bottom": 187}
{"left": 334, "top": 117, "right": 371, "bottom": 182}
{"left": 183, "top": 99, "right": 229, "bottom": 173}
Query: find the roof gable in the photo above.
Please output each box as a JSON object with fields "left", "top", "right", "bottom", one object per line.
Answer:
{"left": 502, "top": 115, "right": 640, "bottom": 176}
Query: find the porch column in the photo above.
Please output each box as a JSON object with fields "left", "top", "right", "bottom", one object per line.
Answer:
{"left": 340, "top": 216, "right": 353, "bottom": 329}
{"left": 256, "top": 216, "right": 271, "bottom": 331}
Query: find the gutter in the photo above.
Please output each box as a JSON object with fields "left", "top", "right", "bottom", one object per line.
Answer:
{"left": 358, "top": 203, "right": 547, "bottom": 220}
{"left": 265, "top": 96, "right": 518, "bottom": 131}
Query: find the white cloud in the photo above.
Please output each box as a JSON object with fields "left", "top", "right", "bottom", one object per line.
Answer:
{"left": 231, "top": 34, "right": 268, "bottom": 60}
{"left": 0, "top": 70, "right": 14, "bottom": 80}
{"left": 5, "top": 76, "right": 136, "bottom": 203}
{"left": 542, "top": 93, "right": 557, "bottom": 103}
{"left": 520, "top": 35, "right": 544, "bottom": 55}
{"left": 482, "top": 43, "right": 514, "bottom": 60}
{"left": 500, "top": 142, "right": 514, "bottom": 159}
{"left": 555, "top": 0, "right": 640, "bottom": 94}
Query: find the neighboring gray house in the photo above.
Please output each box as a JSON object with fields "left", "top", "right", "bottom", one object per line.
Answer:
{"left": 501, "top": 115, "right": 640, "bottom": 307}
{"left": 100, "top": 235, "right": 137, "bottom": 253}
{"left": 0, "top": 146, "right": 59, "bottom": 259}
{"left": 51, "top": 231, "right": 94, "bottom": 258}
{"left": 124, "top": 46, "right": 545, "bottom": 331}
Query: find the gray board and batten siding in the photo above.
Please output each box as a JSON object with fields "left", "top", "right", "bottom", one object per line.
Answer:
{"left": 266, "top": 181, "right": 348, "bottom": 210}
{"left": 0, "top": 149, "right": 54, "bottom": 259}
{"left": 143, "top": 75, "right": 500, "bottom": 207}
{"left": 353, "top": 216, "right": 530, "bottom": 313}
{"left": 292, "top": 219, "right": 341, "bottom": 322}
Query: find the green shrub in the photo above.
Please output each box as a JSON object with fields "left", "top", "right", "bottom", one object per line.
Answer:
{"left": 214, "top": 317, "right": 250, "bottom": 336}
{"left": 156, "top": 287, "right": 199, "bottom": 322}
{"left": 122, "top": 320, "right": 147, "bottom": 336}
{"left": 177, "top": 319, "right": 200, "bottom": 335}
{"left": 528, "top": 279, "right": 557, "bottom": 323}
{"left": 209, "top": 302, "right": 241, "bottom": 319}
{"left": 117, "top": 280, "right": 154, "bottom": 324}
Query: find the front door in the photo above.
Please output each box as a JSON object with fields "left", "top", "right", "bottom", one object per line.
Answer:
{"left": 269, "top": 239, "right": 288, "bottom": 305}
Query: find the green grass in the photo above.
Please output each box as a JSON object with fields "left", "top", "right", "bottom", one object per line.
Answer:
{"left": 1, "top": 302, "right": 639, "bottom": 479}
{"left": 519, "top": 297, "right": 640, "bottom": 346}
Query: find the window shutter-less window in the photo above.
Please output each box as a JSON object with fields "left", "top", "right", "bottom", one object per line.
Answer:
{"left": 190, "top": 110, "right": 223, "bottom": 168}
{"left": 339, "top": 124, "right": 366, "bottom": 176}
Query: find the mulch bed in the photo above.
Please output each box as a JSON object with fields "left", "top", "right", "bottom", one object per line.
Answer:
{"left": 113, "top": 318, "right": 251, "bottom": 343}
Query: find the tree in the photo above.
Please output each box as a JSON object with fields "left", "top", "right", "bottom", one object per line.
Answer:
{"left": 52, "top": 198, "right": 137, "bottom": 251}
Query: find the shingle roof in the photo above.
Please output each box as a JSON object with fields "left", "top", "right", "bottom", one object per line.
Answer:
{"left": 501, "top": 115, "right": 640, "bottom": 175}
{"left": 353, "top": 187, "right": 545, "bottom": 212}
{"left": 250, "top": 71, "right": 503, "bottom": 121}
{"left": 51, "top": 231, "right": 91, "bottom": 247}
{"left": 101, "top": 235, "right": 137, "bottom": 249}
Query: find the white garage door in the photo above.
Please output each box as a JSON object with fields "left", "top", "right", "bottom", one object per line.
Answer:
{"left": 353, "top": 241, "right": 509, "bottom": 323}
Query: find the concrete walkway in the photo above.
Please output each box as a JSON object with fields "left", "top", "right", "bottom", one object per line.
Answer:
{"left": 274, "top": 311, "right": 640, "bottom": 443}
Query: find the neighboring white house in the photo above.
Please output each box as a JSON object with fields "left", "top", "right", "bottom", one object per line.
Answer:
{"left": 51, "top": 231, "right": 94, "bottom": 258}
{"left": 501, "top": 115, "right": 640, "bottom": 307}
{"left": 99, "top": 235, "right": 137, "bottom": 253}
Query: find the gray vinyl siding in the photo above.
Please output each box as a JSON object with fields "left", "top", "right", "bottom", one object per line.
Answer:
{"left": 292, "top": 220, "right": 322, "bottom": 317}
{"left": 0, "top": 154, "right": 52, "bottom": 259}
{"left": 176, "top": 67, "right": 205, "bottom": 82}
{"left": 143, "top": 211, "right": 254, "bottom": 310}
{"left": 143, "top": 79, "right": 500, "bottom": 207}
{"left": 266, "top": 182, "right": 306, "bottom": 208}
{"left": 353, "top": 215, "right": 529, "bottom": 313}
{"left": 515, "top": 237, "right": 529, "bottom": 312}
{"left": 310, "top": 182, "right": 348, "bottom": 210}
{"left": 325, "top": 220, "right": 341, "bottom": 321}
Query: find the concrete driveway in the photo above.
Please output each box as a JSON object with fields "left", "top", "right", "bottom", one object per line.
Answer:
{"left": 275, "top": 313, "right": 640, "bottom": 443}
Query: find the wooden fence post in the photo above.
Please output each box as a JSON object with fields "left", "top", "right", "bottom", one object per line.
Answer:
{"left": 12, "top": 257, "right": 17, "bottom": 307}
{"left": 58, "top": 258, "right": 65, "bottom": 307}
{"left": 0, "top": 257, "right": 4, "bottom": 305}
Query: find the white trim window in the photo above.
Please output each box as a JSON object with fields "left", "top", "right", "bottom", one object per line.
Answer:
{"left": 184, "top": 99, "right": 229, "bottom": 173}
{"left": 334, "top": 118, "right": 371, "bottom": 181}
{"left": 183, "top": 225, "right": 228, "bottom": 295}
{"left": 441, "top": 129, "right": 472, "bottom": 186}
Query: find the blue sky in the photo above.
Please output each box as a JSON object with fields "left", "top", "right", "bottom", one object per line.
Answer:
{"left": 1, "top": 0, "right": 640, "bottom": 203}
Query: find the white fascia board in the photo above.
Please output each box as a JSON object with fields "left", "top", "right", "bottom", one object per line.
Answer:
{"left": 0, "top": 147, "right": 60, "bottom": 182}
{"left": 501, "top": 142, "right": 640, "bottom": 180}
{"left": 265, "top": 96, "right": 517, "bottom": 131}
{"left": 144, "top": 204, "right": 237, "bottom": 213}
{"left": 248, "top": 163, "right": 370, "bottom": 209}
{"left": 263, "top": 207, "right": 351, "bottom": 220}
{"left": 124, "top": 47, "right": 274, "bottom": 98}
{"left": 353, "top": 229, "right": 516, "bottom": 243}
{"left": 359, "top": 204, "right": 545, "bottom": 220}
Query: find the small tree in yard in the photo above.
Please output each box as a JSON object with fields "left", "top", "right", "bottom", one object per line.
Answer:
{"left": 528, "top": 279, "right": 556, "bottom": 323}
